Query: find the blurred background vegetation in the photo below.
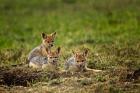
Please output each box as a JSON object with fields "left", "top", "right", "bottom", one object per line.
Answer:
{"left": 0, "top": 0, "right": 140, "bottom": 92}
{"left": 0, "top": 0, "right": 140, "bottom": 49}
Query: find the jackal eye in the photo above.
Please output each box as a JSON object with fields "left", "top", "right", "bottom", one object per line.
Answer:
{"left": 77, "top": 61, "right": 79, "bottom": 62}
{"left": 52, "top": 41, "right": 54, "bottom": 42}
{"left": 54, "top": 57, "right": 57, "bottom": 58}
{"left": 49, "top": 57, "right": 53, "bottom": 58}
{"left": 44, "top": 58, "right": 47, "bottom": 60}
{"left": 82, "top": 60, "right": 85, "bottom": 62}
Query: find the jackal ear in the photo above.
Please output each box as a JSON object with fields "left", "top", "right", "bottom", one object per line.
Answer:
{"left": 57, "top": 47, "right": 61, "bottom": 54}
{"left": 46, "top": 48, "right": 50, "bottom": 54}
{"left": 72, "top": 50, "right": 78, "bottom": 57}
{"left": 41, "top": 32, "right": 47, "bottom": 39}
{"left": 72, "top": 50, "right": 75, "bottom": 54}
{"left": 51, "top": 32, "right": 56, "bottom": 38}
{"left": 83, "top": 49, "right": 88, "bottom": 56}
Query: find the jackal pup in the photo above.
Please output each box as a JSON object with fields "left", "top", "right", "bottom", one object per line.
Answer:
{"left": 28, "top": 32, "right": 56, "bottom": 61}
{"left": 29, "top": 47, "right": 61, "bottom": 69}
{"left": 65, "top": 49, "right": 88, "bottom": 72}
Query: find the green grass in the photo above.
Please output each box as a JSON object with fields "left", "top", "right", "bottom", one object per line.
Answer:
{"left": 0, "top": 0, "right": 140, "bottom": 93}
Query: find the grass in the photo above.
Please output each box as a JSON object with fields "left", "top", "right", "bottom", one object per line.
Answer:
{"left": 0, "top": 0, "right": 140, "bottom": 93}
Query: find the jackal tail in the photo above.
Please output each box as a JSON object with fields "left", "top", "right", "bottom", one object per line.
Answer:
{"left": 85, "top": 67, "right": 102, "bottom": 72}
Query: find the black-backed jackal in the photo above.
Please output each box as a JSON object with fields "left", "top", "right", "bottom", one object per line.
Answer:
{"left": 28, "top": 32, "right": 56, "bottom": 69}
{"left": 65, "top": 49, "right": 102, "bottom": 72}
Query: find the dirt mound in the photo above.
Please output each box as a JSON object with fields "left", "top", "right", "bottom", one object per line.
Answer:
{"left": 0, "top": 67, "right": 59, "bottom": 87}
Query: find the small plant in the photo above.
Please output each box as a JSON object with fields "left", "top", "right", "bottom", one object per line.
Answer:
{"left": 48, "top": 79, "right": 62, "bottom": 86}
{"left": 109, "top": 86, "right": 122, "bottom": 93}
{"left": 77, "top": 78, "right": 93, "bottom": 86}
{"left": 95, "top": 75, "right": 106, "bottom": 82}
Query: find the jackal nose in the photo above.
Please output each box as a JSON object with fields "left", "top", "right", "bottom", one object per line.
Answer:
{"left": 79, "top": 64, "right": 84, "bottom": 67}
{"left": 53, "top": 60, "right": 55, "bottom": 62}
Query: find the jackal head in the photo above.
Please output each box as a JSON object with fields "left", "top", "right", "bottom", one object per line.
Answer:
{"left": 46, "top": 47, "right": 61, "bottom": 66}
{"left": 73, "top": 49, "right": 88, "bottom": 69}
{"left": 41, "top": 32, "right": 56, "bottom": 48}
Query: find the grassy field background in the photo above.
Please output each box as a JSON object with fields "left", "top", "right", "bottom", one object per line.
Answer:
{"left": 0, "top": 0, "right": 140, "bottom": 93}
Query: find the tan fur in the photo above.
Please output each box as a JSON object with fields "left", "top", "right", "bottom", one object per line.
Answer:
{"left": 29, "top": 62, "right": 41, "bottom": 69}
{"left": 85, "top": 67, "right": 102, "bottom": 72}
{"left": 65, "top": 49, "right": 102, "bottom": 72}
{"left": 28, "top": 32, "right": 56, "bottom": 61}
{"left": 29, "top": 47, "right": 61, "bottom": 71}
